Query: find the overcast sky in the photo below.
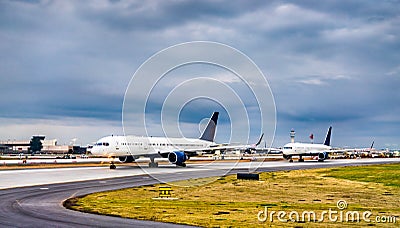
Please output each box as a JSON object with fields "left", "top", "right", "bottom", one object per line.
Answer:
{"left": 1, "top": 0, "right": 399, "bottom": 149}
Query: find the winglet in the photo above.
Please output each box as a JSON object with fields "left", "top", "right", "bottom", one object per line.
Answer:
{"left": 324, "top": 126, "right": 332, "bottom": 146}
{"left": 199, "top": 112, "right": 219, "bottom": 142}
{"left": 255, "top": 133, "right": 264, "bottom": 146}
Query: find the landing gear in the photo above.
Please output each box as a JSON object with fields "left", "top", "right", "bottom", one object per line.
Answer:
{"left": 110, "top": 161, "right": 116, "bottom": 169}
{"left": 148, "top": 157, "right": 159, "bottom": 168}
{"left": 298, "top": 156, "right": 304, "bottom": 162}
{"left": 284, "top": 154, "right": 293, "bottom": 162}
{"left": 149, "top": 162, "right": 159, "bottom": 168}
{"left": 318, "top": 159, "right": 324, "bottom": 162}
{"left": 285, "top": 155, "right": 293, "bottom": 162}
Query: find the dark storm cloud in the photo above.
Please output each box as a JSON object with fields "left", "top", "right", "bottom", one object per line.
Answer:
{"left": 77, "top": 0, "right": 265, "bottom": 31}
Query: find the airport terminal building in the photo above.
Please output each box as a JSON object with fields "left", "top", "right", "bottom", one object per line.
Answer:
{"left": 0, "top": 135, "right": 86, "bottom": 154}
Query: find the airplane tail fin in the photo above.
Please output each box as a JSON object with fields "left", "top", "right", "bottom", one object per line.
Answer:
{"left": 199, "top": 112, "right": 219, "bottom": 142}
{"left": 324, "top": 126, "right": 332, "bottom": 146}
{"left": 370, "top": 141, "right": 374, "bottom": 150}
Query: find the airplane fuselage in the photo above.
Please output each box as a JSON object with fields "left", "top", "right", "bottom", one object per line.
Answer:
{"left": 91, "top": 135, "right": 214, "bottom": 158}
{"left": 282, "top": 142, "right": 331, "bottom": 156}
{"left": 91, "top": 111, "right": 219, "bottom": 168}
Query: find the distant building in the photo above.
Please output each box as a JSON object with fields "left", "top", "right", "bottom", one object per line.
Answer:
{"left": 0, "top": 136, "right": 86, "bottom": 154}
{"left": 0, "top": 139, "right": 30, "bottom": 152}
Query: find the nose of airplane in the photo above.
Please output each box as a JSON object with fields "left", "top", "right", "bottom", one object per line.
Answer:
{"left": 90, "top": 146, "right": 102, "bottom": 155}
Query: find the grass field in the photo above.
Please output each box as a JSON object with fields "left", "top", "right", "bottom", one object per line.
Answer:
{"left": 66, "top": 163, "right": 400, "bottom": 227}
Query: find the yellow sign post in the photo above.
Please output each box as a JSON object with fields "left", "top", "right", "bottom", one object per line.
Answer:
{"left": 159, "top": 186, "right": 172, "bottom": 198}
{"left": 153, "top": 186, "right": 178, "bottom": 200}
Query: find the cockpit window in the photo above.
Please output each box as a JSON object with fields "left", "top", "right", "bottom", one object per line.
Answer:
{"left": 283, "top": 147, "right": 292, "bottom": 149}
{"left": 95, "top": 142, "right": 109, "bottom": 146}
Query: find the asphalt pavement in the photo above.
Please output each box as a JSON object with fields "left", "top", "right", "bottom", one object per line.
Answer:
{"left": 0, "top": 158, "right": 399, "bottom": 227}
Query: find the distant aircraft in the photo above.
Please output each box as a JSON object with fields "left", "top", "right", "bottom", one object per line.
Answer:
{"left": 91, "top": 112, "right": 219, "bottom": 168}
{"left": 209, "top": 133, "right": 265, "bottom": 155}
{"left": 215, "top": 134, "right": 284, "bottom": 155}
{"left": 358, "top": 140, "right": 375, "bottom": 157}
{"left": 342, "top": 141, "right": 374, "bottom": 158}
{"left": 282, "top": 126, "right": 333, "bottom": 162}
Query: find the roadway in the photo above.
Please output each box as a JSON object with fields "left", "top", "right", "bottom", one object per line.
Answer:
{"left": 0, "top": 158, "right": 399, "bottom": 227}
{"left": 0, "top": 154, "right": 281, "bottom": 166}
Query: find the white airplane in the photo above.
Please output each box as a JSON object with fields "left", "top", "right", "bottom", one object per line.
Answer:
{"left": 353, "top": 141, "right": 375, "bottom": 158}
{"left": 282, "top": 126, "right": 333, "bottom": 162}
{"left": 210, "top": 133, "right": 265, "bottom": 154}
{"left": 91, "top": 112, "right": 220, "bottom": 168}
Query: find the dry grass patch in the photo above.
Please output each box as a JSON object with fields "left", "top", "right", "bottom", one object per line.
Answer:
{"left": 66, "top": 163, "right": 400, "bottom": 227}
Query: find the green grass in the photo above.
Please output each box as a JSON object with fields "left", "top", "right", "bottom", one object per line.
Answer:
{"left": 66, "top": 163, "right": 400, "bottom": 227}
{"left": 321, "top": 164, "right": 400, "bottom": 188}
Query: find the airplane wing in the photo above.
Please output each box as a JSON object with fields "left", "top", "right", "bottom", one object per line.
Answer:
{"left": 157, "top": 136, "right": 265, "bottom": 158}
{"left": 199, "top": 133, "right": 265, "bottom": 154}
{"left": 156, "top": 148, "right": 214, "bottom": 164}
{"left": 297, "top": 149, "right": 349, "bottom": 155}
{"left": 157, "top": 146, "right": 226, "bottom": 158}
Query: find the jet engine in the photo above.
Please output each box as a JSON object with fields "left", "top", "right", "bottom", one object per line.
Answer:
{"left": 318, "top": 152, "right": 328, "bottom": 161}
{"left": 118, "top": 155, "right": 135, "bottom": 163}
{"left": 168, "top": 151, "right": 187, "bottom": 167}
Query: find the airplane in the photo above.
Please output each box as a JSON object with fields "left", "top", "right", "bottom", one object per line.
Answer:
{"left": 209, "top": 133, "right": 265, "bottom": 155}
{"left": 92, "top": 112, "right": 221, "bottom": 168}
{"left": 253, "top": 146, "right": 283, "bottom": 154}
{"left": 331, "top": 140, "right": 378, "bottom": 159}
{"left": 282, "top": 126, "right": 333, "bottom": 162}
{"left": 357, "top": 141, "right": 375, "bottom": 158}
{"left": 216, "top": 135, "right": 284, "bottom": 156}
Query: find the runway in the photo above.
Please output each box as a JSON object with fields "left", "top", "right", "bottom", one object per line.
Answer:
{"left": 0, "top": 157, "right": 111, "bottom": 165}
{"left": 0, "top": 158, "right": 399, "bottom": 227}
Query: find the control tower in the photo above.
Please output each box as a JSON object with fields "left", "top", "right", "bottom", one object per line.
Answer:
{"left": 290, "top": 129, "right": 295, "bottom": 143}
